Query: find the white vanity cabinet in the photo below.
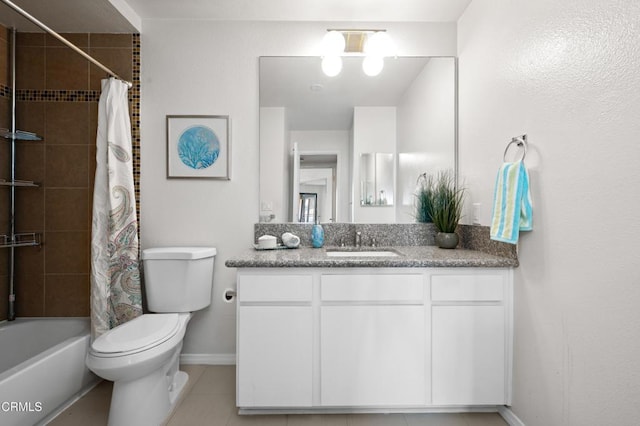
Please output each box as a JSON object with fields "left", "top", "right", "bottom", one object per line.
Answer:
{"left": 320, "top": 273, "right": 426, "bottom": 406}
{"left": 235, "top": 267, "right": 512, "bottom": 412}
{"left": 236, "top": 273, "right": 313, "bottom": 407}
{"left": 430, "top": 272, "right": 511, "bottom": 405}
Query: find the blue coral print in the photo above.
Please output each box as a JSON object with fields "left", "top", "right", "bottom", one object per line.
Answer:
{"left": 177, "top": 125, "right": 220, "bottom": 169}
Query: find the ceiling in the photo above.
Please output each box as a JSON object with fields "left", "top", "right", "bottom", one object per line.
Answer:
{"left": 0, "top": 0, "right": 471, "bottom": 33}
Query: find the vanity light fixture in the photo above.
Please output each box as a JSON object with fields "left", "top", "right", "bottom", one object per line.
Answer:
{"left": 320, "top": 29, "right": 396, "bottom": 77}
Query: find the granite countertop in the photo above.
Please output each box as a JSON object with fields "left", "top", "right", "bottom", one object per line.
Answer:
{"left": 224, "top": 246, "right": 518, "bottom": 268}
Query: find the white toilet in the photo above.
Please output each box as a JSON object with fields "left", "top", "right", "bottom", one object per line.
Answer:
{"left": 86, "top": 247, "right": 216, "bottom": 426}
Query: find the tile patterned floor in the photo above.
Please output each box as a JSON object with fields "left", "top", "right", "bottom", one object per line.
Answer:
{"left": 50, "top": 365, "right": 508, "bottom": 426}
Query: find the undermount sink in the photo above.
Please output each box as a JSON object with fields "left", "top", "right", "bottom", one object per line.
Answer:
{"left": 326, "top": 249, "right": 400, "bottom": 258}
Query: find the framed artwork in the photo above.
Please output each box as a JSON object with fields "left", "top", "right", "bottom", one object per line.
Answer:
{"left": 166, "top": 115, "right": 230, "bottom": 179}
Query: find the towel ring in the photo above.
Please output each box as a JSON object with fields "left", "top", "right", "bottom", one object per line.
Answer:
{"left": 503, "top": 135, "right": 527, "bottom": 162}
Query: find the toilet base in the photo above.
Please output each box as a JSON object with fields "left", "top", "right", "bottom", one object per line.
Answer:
{"left": 106, "top": 344, "right": 188, "bottom": 426}
{"left": 169, "top": 371, "right": 189, "bottom": 406}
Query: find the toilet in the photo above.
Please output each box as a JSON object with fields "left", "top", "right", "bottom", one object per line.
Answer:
{"left": 86, "top": 247, "right": 216, "bottom": 426}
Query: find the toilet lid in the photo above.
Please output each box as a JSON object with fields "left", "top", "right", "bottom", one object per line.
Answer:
{"left": 92, "top": 313, "right": 181, "bottom": 354}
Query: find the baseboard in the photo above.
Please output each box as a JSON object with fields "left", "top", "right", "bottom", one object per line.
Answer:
{"left": 499, "top": 406, "right": 526, "bottom": 426}
{"left": 180, "top": 353, "right": 236, "bottom": 365}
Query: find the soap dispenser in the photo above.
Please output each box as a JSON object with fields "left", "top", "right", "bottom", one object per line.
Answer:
{"left": 311, "top": 219, "right": 324, "bottom": 248}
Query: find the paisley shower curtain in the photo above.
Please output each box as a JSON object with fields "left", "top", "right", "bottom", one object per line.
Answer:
{"left": 90, "top": 78, "right": 142, "bottom": 339}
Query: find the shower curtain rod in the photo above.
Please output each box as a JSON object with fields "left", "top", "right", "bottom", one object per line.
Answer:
{"left": 0, "top": 0, "right": 133, "bottom": 88}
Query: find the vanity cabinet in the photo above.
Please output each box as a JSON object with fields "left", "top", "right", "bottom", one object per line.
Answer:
{"left": 320, "top": 274, "right": 426, "bottom": 406}
{"left": 235, "top": 268, "right": 512, "bottom": 412}
{"left": 236, "top": 274, "right": 313, "bottom": 407}
{"left": 431, "top": 273, "right": 509, "bottom": 405}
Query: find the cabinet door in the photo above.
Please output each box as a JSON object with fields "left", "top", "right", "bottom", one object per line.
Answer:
{"left": 237, "top": 306, "right": 312, "bottom": 407}
{"left": 321, "top": 305, "right": 426, "bottom": 406}
{"left": 432, "top": 305, "right": 506, "bottom": 405}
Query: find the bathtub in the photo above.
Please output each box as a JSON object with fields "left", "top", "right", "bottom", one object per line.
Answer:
{"left": 0, "top": 317, "right": 100, "bottom": 426}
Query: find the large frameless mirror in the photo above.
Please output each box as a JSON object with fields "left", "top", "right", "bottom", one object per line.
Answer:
{"left": 259, "top": 56, "right": 457, "bottom": 223}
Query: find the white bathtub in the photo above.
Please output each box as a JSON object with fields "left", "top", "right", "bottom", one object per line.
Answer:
{"left": 0, "top": 317, "right": 100, "bottom": 426}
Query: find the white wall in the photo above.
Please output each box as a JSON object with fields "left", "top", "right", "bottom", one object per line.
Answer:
{"left": 140, "top": 21, "right": 456, "bottom": 358}
{"left": 458, "top": 1, "right": 640, "bottom": 424}
{"left": 396, "top": 57, "right": 456, "bottom": 222}
{"left": 397, "top": 57, "right": 455, "bottom": 159}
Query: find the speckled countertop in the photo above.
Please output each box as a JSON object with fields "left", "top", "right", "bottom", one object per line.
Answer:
{"left": 225, "top": 246, "right": 517, "bottom": 268}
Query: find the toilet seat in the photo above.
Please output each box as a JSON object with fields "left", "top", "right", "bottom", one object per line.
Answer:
{"left": 91, "top": 313, "right": 181, "bottom": 357}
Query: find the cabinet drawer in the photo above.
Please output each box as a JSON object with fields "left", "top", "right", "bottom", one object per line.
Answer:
{"left": 322, "top": 274, "right": 424, "bottom": 302}
{"left": 431, "top": 274, "right": 504, "bottom": 302}
{"left": 239, "top": 274, "right": 312, "bottom": 302}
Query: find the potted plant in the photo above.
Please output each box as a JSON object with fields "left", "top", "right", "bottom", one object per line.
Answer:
{"left": 415, "top": 172, "right": 435, "bottom": 223}
{"left": 428, "top": 170, "right": 465, "bottom": 249}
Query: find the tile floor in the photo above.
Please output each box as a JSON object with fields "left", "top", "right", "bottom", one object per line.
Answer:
{"left": 50, "top": 365, "right": 508, "bottom": 426}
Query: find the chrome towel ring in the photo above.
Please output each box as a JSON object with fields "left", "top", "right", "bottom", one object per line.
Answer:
{"left": 503, "top": 134, "right": 527, "bottom": 162}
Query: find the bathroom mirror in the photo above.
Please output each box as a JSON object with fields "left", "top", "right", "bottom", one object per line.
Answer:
{"left": 360, "top": 153, "right": 394, "bottom": 207}
{"left": 259, "top": 56, "right": 457, "bottom": 223}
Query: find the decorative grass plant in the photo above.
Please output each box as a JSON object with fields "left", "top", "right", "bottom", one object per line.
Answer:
{"left": 429, "top": 170, "right": 465, "bottom": 233}
{"left": 415, "top": 173, "right": 435, "bottom": 223}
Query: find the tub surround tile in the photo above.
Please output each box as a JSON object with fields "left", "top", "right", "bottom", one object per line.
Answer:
{"left": 15, "top": 243, "right": 45, "bottom": 275}
{"left": 45, "top": 102, "right": 91, "bottom": 144}
{"left": 0, "top": 31, "right": 137, "bottom": 319}
{"left": 15, "top": 143, "right": 45, "bottom": 183}
{"left": 45, "top": 145, "right": 89, "bottom": 187}
{"left": 16, "top": 32, "right": 45, "bottom": 47}
{"left": 88, "top": 47, "right": 133, "bottom": 91}
{"left": 90, "top": 33, "right": 133, "bottom": 48}
{"left": 44, "top": 273, "right": 90, "bottom": 316}
{"left": 16, "top": 101, "right": 46, "bottom": 136}
{"left": 45, "top": 47, "right": 89, "bottom": 90}
{"left": 16, "top": 45, "right": 45, "bottom": 90}
{"left": 0, "top": 34, "right": 7, "bottom": 85}
{"left": 46, "top": 33, "right": 89, "bottom": 48}
{"left": 15, "top": 187, "right": 45, "bottom": 231}
{"left": 44, "top": 231, "right": 89, "bottom": 274}
{"left": 0, "top": 276, "right": 7, "bottom": 319}
{"left": 45, "top": 188, "right": 89, "bottom": 231}
{"left": 15, "top": 273, "right": 44, "bottom": 317}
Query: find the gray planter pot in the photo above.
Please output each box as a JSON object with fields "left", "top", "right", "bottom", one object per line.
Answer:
{"left": 435, "top": 232, "right": 459, "bottom": 249}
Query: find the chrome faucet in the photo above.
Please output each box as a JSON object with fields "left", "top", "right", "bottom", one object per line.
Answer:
{"left": 355, "top": 231, "right": 362, "bottom": 248}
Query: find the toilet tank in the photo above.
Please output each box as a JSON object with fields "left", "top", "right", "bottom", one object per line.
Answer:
{"left": 142, "top": 247, "right": 216, "bottom": 313}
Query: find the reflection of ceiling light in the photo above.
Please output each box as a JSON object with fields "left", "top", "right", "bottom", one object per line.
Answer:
{"left": 320, "top": 29, "right": 395, "bottom": 77}
{"left": 321, "top": 56, "right": 342, "bottom": 77}
{"left": 362, "top": 55, "right": 384, "bottom": 76}
{"left": 310, "top": 83, "right": 324, "bottom": 92}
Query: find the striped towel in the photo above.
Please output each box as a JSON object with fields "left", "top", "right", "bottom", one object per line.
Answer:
{"left": 490, "top": 161, "right": 532, "bottom": 244}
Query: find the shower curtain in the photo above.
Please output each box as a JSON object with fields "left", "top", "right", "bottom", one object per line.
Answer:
{"left": 90, "top": 78, "right": 142, "bottom": 339}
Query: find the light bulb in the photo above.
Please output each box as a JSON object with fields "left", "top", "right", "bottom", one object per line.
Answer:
{"left": 322, "top": 56, "right": 342, "bottom": 77}
{"left": 362, "top": 55, "right": 384, "bottom": 76}
{"left": 364, "top": 31, "right": 396, "bottom": 57}
{"left": 322, "top": 31, "right": 346, "bottom": 55}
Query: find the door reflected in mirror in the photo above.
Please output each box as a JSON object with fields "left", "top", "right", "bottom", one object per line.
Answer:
{"left": 298, "top": 193, "right": 317, "bottom": 223}
{"left": 259, "top": 56, "right": 457, "bottom": 224}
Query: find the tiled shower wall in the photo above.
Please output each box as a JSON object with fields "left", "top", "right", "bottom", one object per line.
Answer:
{"left": 0, "top": 26, "right": 140, "bottom": 319}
